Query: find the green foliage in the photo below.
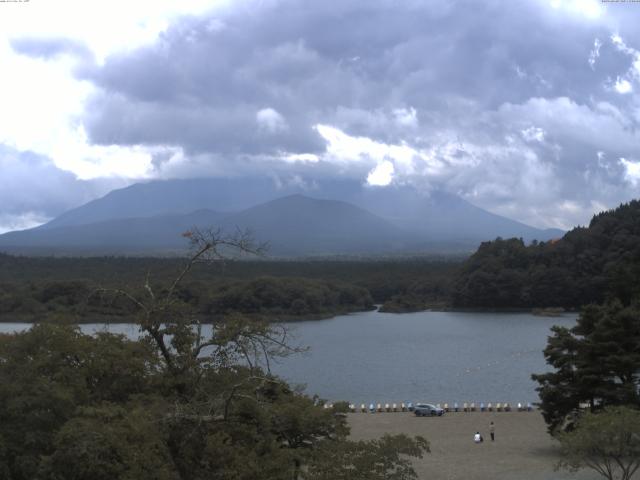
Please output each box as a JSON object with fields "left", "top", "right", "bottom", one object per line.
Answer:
{"left": 0, "top": 234, "right": 430, "bottom": 479}
{"left": 41, "top": 403, "right": 178, "bottom": 480}
{"left": 453, "top": 200, "right": 640, "bottom": 308}
{"left": 0, "top": 317, "right": 427, "bottom": 480}
{"left": 306, "top": 434, "right": 429, "bottom": 480}
{"left": 556, "top": 406, "right": 640, "bottom": 480}
{"left": 532, "top": 301, "right": 640, "bottom": 432}
{"left": 0, "top": 256, "right": 457, "bottom": 322}
{"left": 206, "top": 276, "right": 374, "bottom": 318}
{"left": 0, "top": 324, "right": 158, "bottom": 480}
{"left": 379, "top": 292, "right": 436, "bottom": 313}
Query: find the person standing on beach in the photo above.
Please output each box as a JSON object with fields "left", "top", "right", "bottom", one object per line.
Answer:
{"left": 490, "top": 421, "right": 495, "bottom": 441}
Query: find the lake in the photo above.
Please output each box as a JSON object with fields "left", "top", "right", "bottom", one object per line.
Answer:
{"left": 0, "top": 310, "right": 577, "bottom": 406}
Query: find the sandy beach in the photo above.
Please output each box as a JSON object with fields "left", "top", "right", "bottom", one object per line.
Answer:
{"left": 348, "top": 411, "right": 600, "bottom": 480}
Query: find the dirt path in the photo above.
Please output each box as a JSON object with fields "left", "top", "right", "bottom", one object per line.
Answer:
{"left": 348, "top": 411, "right": 600, "bottom": 480}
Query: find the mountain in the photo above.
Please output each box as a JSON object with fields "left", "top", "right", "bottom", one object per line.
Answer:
{"left": 0, "top": 178, "right": 565, "bottom": 256}
{"left": 341, "top": 187, "right": 564, "bottom": 243}
{"left": 0, "top": 195, "right": 413, "bottom": 256}
{"left": 0, "top": 210, "right": 227, "bottom": 254}
{"left": 39, "top": 178, "right": 283, "bottom": 230}
{"left": 36, "top": 177, "right": 562, "bottom": 239}
{"left": 217, "top": 195, "right": 412, "bottom": 255}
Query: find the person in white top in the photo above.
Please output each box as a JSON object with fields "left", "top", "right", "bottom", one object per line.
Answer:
{"left": 474, "top": 432, "right": 482, "bottom": 443}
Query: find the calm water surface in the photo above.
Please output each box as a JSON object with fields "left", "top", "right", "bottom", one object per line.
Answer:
{"left": 0, "top": 310, "right": 577, "bottom": 405}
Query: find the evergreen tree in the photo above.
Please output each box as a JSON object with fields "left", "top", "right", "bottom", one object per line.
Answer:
{"left": 532, "top": 301, "right": 640, "bottom": 432}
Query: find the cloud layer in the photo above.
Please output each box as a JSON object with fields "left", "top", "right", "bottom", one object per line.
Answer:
{"left": 0, "top": 146, "right": 124, "bottom": 233}
{"left": 4, "top": 0, "right": 640, "bottom": 230}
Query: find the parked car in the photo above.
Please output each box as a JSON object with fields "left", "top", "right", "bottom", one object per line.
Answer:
{"left": 414, "top": 403, "right": 444, "bottom": 416}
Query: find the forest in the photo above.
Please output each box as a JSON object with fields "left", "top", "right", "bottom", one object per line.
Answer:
{"left": 451, "top": 200, "right": 640, "bottom": 309}
{"left": 0, "top": 254, "right": 458, "bottom": 322}
{"left": 1, "top": 200, "right": 640, "bottom": 323}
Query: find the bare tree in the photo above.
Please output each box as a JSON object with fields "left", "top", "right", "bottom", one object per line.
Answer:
{"left": 94, "top": 228, "right": 301, "bottom": 390}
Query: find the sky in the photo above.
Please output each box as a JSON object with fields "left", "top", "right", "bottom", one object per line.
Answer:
{"left": 1, "top": 0, "right": 640, "bottom": 233}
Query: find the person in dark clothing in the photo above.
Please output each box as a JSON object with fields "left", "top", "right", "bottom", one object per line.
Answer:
{"left": 490, "top": 421, "right": 495, "bottom": 441}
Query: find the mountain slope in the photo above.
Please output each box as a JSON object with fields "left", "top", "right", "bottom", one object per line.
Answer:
{"left": 39, "top": 178, "right": 284, "bottom": 230}
{"left": 218, "top": 195, "right": 412, "bottom": 255}
{"left": 33, "top": 177, "right": 563, "bottom": 247}
{"left": 0, "top": 210, "right": 227, "bottom": 253}
{"left": 346, "top": 187, "right": 564, "bottom": 242}
{"left": 0, "top": 196, "right": 411, "bottom": 256}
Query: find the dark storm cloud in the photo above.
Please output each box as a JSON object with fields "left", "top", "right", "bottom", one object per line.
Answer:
{"left": 84, "top": 0, "right": 589, "bottom": 150}
{"left": 33, "top": 0, "right": 640, "bottom": 228}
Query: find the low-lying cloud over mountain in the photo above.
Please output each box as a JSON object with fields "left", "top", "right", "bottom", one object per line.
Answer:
{"left": 2, "top": 0, "right": 640, "bottom": 233}
{"left": 0, "top": 178, "right": 564, "bottom": 256}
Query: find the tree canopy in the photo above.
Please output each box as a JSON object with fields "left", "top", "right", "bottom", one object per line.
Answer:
{"left": 532, "top": 301, "right": 640, "bottom": 432}
{"left": 452, "top": 200, "right": 640, "bottom": 309}
{"left": 556, "top": 406, "right": 640, "bottom": 480}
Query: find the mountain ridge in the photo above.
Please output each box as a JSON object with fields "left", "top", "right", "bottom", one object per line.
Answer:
{"left": 0, "top": 178, "right": 565, "bottom": 256}
{"left": 0, "top": 195, "right": 417, "bottom": 256}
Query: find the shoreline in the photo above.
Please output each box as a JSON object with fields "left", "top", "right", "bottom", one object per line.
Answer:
{"left": 0, "top": 306, "right": 579, "bottom": 325}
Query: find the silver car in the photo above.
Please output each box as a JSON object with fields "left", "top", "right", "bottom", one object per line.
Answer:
{"left": 414, "top": 403, "right": 444, "bottom": 416}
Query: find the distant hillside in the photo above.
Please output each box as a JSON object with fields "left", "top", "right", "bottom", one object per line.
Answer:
{"left": 0, "top": 210, "right": 226, "bottom": 254}
{"left": 451, "top": 200, "right": 640, "bottom": 309}
{"left": 39, "top": 178, "right": 283, "bottom": 230}
{"left": 344, "top": 187, "right": 564, "bottom": 243}
{"left": 217, "top": 195, "right": 412, "bottom": 255}
{"left": 0, "top": 195, "right": 415, "bottom": 256}
{"left": 3, "top": 177, "right": 564, "bottom": 255}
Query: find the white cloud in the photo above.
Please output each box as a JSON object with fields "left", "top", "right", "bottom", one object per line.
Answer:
{"left": 521, "top": 126, "right": 546, "bottom": 142}
{"left": 0, "top": 212, "right": 51, "bottom": 235}
{"left": 499, "top": 97, "right": 639, "bottom": 152}
{"left": 612, "top": 33, "right": 630, "bottom": 53}
{"left": 620, "top": 157, "right": 640, "bottom": 185}
{"left": 0, "top": 0, "right": 222, "bottom": 62}
{"left": 614, "top": 77, "right": 633, "bottom": 94}
{"left": 0, "top": 45, "right": 154, "bottom": 179}
{"left": 284, "top": 153, "right": 320, "bottom": 163}
{"left": 367, "top": 161, "right": 395, "bottom": 186}
{"left": 315, "top": 125, "right": 381, "bottom": 163}
{"left": 314, "top": 121, "right": 560, "bottom": 226}
{"left": 0, "top": 0, "right": 227, "bottom": 183}
{"left": 547, "top": 0, "right": 603, "bottom": 19}
{"left": 256, "top": 108, "right": 289, "bottom": 134}
{"left": 393, "top": 107, "right": 418, "bottom": 128}
{"left": 315, "top": 124, "right": 420, "bottom": 177}
{"left": 611, "top": 33, "right": 640, "bottom": 83}
{"left": 513, "top": 64, "right": 527, "bottom": 79}
{"left": 588, "top": 37, "right": 601, "bottom": 69}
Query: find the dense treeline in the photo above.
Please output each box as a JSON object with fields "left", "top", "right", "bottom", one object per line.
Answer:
{"left": 0, "top": 254, "right": 460, "bottom": 301}
{"left": 207, "top": 277, "right": 374, "bottom": 317}
{"left": 0, "top": 276, "right": 374, "bottom": 323}
{"left": 452, "top": 200, "right": 640, "bottom": 309}
{"left": 0, "top": 255, "right": 458, "bottom": 321}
